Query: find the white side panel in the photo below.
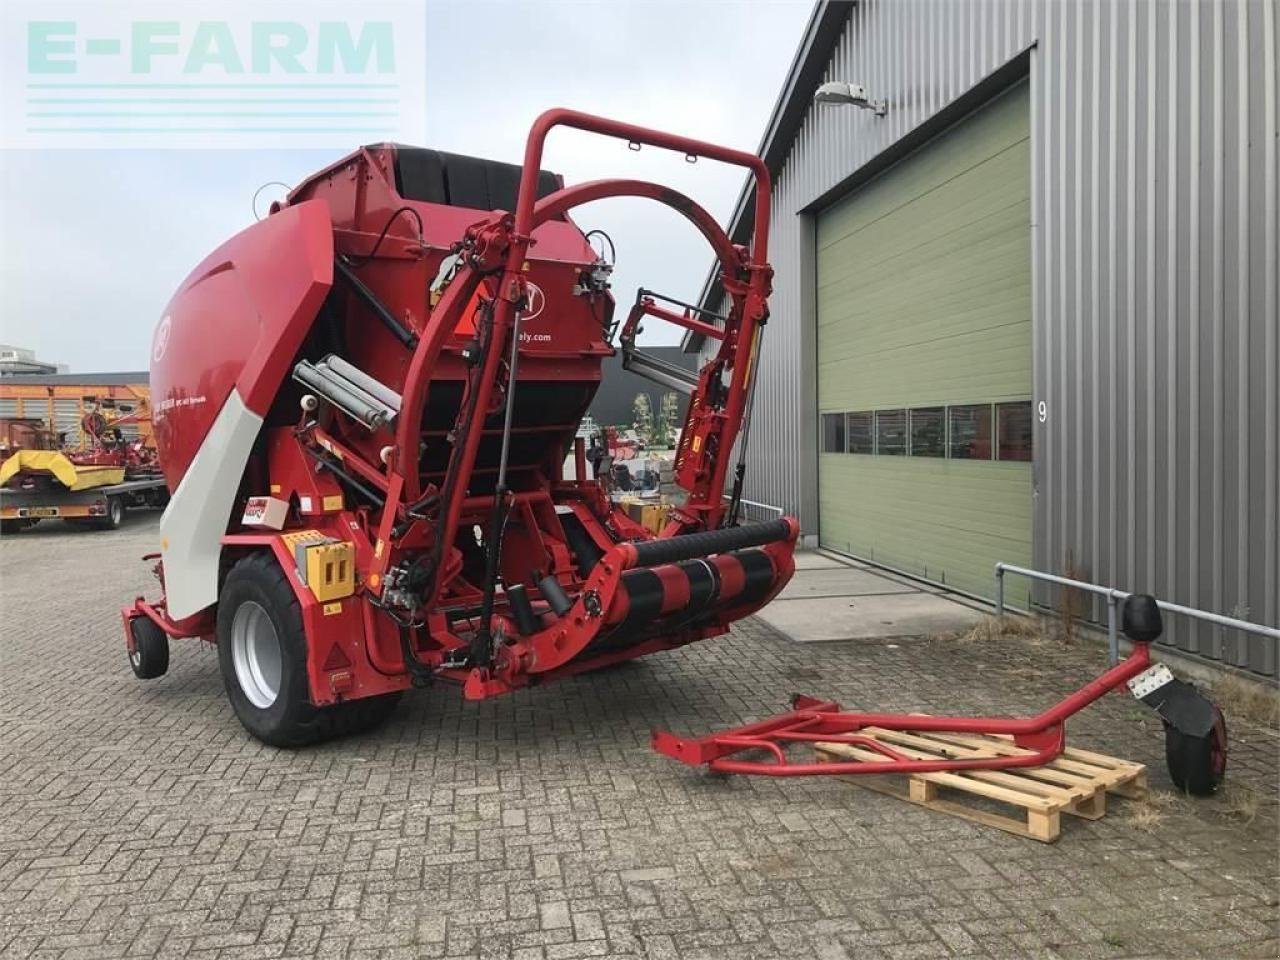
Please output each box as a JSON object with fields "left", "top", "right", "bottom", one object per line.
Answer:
{"left": 160, "top": 391, "right": 263, "bottom": 620}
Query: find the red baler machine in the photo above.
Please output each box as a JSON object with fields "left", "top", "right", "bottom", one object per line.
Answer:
{"left": 123, "top": 110, "right": 799, "bottom": 745}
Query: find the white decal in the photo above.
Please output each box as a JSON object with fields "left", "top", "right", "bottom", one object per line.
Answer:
{"left": 522, "top": 281, "right": 545, "bottom": 320}
{"left": 153, "top": 314, "right": 172, "bottom": 362}
{"left": 154, "top": 394, "right": 208, "bottom": 422}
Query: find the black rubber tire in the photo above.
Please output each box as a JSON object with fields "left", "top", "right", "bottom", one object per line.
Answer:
{"left": 335, "top": 693, "right": 403, "bottom": 735}
{"left": 217, "top": 552, "right": 401, "bottom": 747}
{"left": 94, "top": 496, "right": 125, "bottom": 531}
{"left": 1165, "top": 706, "right": 1228, "bottom": 796}
{"left": 128, "top": 617, "right": 170, "bottom": 679}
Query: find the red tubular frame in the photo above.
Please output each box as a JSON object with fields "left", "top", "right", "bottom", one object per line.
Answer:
{"left": 652, "top": 641, "right": 1153, "bottom": 776}
{"left": 387, "top": 109, "right": 776, "bottom": 612}
{"left": 627, "top": 296, "right": 726, "bottom": 343}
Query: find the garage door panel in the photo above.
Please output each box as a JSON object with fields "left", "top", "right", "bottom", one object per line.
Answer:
{"left": 819, "top": 236, "right": 1031, "bottom": 349}
{"left": 817, "top": 82, "right": 1031, "bottom": 601}
{"left": 819, "top": 329, "right": 1032, "bottom": 410}
{"left": 821, "top": 281, "right": 1032, "bottom": 361}
{"left": 818, "top": 146, "right": 1030, "bottom": 272}
{"left": 819, "top": 316, "right": 1033, "bottom": 370}
{"left": 819, "top": 88, "right": 1033, "bottom": 245}
{"left": 819, "top": 204, "right": 1029, "bottom": 309}
{"left": 819, "top": 459, "right": 1032, "bottom": 599}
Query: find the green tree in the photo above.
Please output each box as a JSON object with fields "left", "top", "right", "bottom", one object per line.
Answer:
{"left": 658, "top": 392, "right": 681, "bottom": 448}
{"left": 632, "top": 393, "right": 653, "bottom": 446}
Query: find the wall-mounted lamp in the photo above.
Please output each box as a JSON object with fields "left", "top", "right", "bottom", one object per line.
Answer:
{"left": 814, "top": 81, "right": 888, "bottom": 117}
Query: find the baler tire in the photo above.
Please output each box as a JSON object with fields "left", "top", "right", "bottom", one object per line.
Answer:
{"left": 217, "top": 552, "right": 335, "bottom": 748}
{"left": 332, "top": 693, "right": 403, "bottom": 736}
{"left": 128, "top": 617, "right": 170, "bottom": 680}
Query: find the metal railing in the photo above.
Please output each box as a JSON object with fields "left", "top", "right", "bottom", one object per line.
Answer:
{"left": 994, "top": 562, "right": 1280, "bottom": 665}
{"left": 723, "top": 495, "right": 785, "bottom": 524}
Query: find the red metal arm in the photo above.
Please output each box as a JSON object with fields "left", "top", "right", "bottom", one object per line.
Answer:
{"left": 653, "top": 642, "right": 1153, "bottom": 776}
{"left": 513, "top": 108, "right": 771, "bottom": 261}
{"left": 623, "top": 296, "right": 726, "bottom": 343}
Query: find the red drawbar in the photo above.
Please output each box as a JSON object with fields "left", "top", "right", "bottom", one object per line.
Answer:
{"left": 653, "top": 642, "right": 1153, "bottom": 776}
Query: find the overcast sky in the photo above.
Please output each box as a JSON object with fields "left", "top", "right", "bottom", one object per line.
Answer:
{"left": 0, "top": 1, "right": 812, "bottom": 373}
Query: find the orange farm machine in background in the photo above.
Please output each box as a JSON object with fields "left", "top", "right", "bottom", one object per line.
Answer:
{"left": 1, "top": 383, "right": 166, "bottom": 532}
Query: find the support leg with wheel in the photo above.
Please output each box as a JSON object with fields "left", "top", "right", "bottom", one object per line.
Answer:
{"left": 128, "top": 617, "right": 169, "bottom": 679}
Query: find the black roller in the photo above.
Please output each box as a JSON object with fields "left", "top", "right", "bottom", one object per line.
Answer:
{"left": 507, "top": 583, "right": 539, "bottom": 635}
{"left": 538, "top": 574, "right": 574, "bottom": 617}
{"left": 560, "top": 511, "right": 605, "bottom": 577}
{"left": 679, "top": 558, "right": 721, "bottom": 613}
{"left": 732, "top": 549, "right": 777, "bottom": 606}
{"left": 583, "top": 549, "right": 779, "bottom": 659}
{"left": 629, "top": 519, "right": 790, "bottom": 568}
{"left": 616, "top": 568, "right": 665, "bottom": 635}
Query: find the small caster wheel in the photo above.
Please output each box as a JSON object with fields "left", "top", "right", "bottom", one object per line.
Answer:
{"left": 1165, "top": 704, "right": 1227, "bottom": 796}
{"left": 129, "top": 617, "right": 170, "bottom": 680}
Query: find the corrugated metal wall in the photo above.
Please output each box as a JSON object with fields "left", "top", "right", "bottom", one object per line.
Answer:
{"left": 727, "top": 0, "right": 1278, "bottom": 674}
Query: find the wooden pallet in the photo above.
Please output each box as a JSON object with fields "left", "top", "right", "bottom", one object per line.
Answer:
{"left": 815, "top": 727, "right": 1147, "bottom": 842}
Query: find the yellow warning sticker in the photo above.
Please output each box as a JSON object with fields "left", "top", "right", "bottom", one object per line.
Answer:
{"left": 375, "top": 539, "right": 384, "bottom": 558}
{"left": 322, "top": 601, "right": 343, "bottom": 616}
{"left": 692, "top": 435, "right": 702, "bottom": 452}
{"left": 323, "top": 495, "right": 344, "bottom": 512}
{"left": 270, "top": 483, "right": 281, "bottom": 494}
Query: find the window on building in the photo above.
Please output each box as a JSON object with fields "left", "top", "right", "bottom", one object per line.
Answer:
{"left": 846, "top": 411, "right": 873, "bottom": 453}
{"left": 909, "top": 407, "right": 945, "bottom": 457}
{"left": 997, "top": 401, "right": 1033, "bottom": 461}
{"left": 948, "top": 404, "right": 993, "bottom": 459}
{"left": 821, "top": 412, "right": 845, "bottom": 453}
{"left": 875, "top": 409, "right": 907, "bottom": 455}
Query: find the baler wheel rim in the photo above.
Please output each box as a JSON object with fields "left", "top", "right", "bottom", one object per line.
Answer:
{"left": 230, "top": 600, "right": 283, "bottom": 709}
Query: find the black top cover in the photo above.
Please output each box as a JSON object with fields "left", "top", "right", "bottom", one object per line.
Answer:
{"left": 391, "top": 146, "right": 562, "bottom": 213}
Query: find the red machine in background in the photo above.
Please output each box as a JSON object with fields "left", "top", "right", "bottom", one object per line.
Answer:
{"left": 74, "top": 406, "right": 161, "bottom": 475}
{"left": 123, "top": 109, "right": 798, "bottom": 745}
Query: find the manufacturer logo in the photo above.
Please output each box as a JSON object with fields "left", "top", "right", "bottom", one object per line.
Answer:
{"left": 523, "top": 281, "right": 546, "bottom": 320}
{"left": 152, "top": 314, "right": 171, "bottom": 362}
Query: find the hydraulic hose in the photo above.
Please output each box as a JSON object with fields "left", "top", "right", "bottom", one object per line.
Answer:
{"left": 470, "top": 307, "right": 526, "bottom": 665}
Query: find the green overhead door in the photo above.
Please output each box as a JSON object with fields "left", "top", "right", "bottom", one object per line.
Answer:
{"left": 816, "top": 82, "right": 1032, "bottom": 602}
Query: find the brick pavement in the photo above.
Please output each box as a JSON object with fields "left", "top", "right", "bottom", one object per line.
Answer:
{"left": 1, "top": 515, "right": 1276, "bottom": 959}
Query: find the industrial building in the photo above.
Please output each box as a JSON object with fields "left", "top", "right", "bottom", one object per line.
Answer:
{"left": 0, "top": 345, "right": 66, "bottom": 376}
{"left": 687, "top": 0, "right": 1277, "bottom": 676}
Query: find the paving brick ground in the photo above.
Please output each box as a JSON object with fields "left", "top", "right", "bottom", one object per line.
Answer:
{"left": 1, "top": 514, "right": 1277, "bottom": 960}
